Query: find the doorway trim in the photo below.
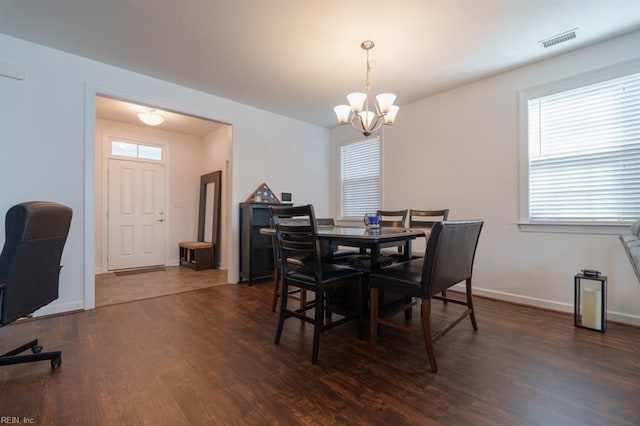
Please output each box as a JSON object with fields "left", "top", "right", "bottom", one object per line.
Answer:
{"left": 84, "top": 83, "right": 233, "bottom": 310}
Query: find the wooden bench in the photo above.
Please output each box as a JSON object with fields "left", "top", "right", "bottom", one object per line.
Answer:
{"left": 179, "top": 241, "right": 214, "bottom": 271}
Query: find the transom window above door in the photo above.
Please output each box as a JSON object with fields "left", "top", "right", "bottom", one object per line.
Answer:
{"left": 111, "top": 140, "right": 162, "bottom": 161}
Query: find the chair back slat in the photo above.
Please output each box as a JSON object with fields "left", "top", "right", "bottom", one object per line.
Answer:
{"left": 270, "top": 205, "right": 320, "bottom": 276}
{"left": 408, "top": 209, "right": 449, "bottom": 230}
{"left": 281, "top": 238, "right": 314, "bottom": 253}
{"left": 421, "top": 220, "right": 483, "bottom": 297}
{"left": 376, "top": 210, "right": 408, "bottom": 228}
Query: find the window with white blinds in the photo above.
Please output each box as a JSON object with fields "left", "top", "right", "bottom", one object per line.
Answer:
{"left": 340, "top": 137, "right": 380, "bottom": 218}
{"left": 525, "top": 67, "right": 640, "bottom": 224}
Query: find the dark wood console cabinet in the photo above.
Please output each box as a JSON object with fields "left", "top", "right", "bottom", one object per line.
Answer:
{"left": 239, "top": 202, "right": 280, "bottom": 283}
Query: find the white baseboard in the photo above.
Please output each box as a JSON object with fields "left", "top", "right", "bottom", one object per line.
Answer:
{"left": 33, "top": 300, "right": 85, "bottom": 317}
{"left": 458, "top": 284, "right": 640, "bottom": 327}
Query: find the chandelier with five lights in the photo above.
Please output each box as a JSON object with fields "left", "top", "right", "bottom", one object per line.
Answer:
{"left": 334, "top": 40, "right": 399, "bottom": 137}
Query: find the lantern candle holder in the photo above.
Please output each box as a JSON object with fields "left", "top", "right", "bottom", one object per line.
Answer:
{"left": 574, "top": 271, "right": 607, "bottom": 332}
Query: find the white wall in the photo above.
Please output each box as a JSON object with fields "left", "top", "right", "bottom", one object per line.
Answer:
{"left": 332, "top": 30, "right": 640, "bottom": 325}
{"left": 235, "top": 118, "right": 331, "bottom": 215}
{"left": 0, "top": 33, "right": 329, "bottom": 315}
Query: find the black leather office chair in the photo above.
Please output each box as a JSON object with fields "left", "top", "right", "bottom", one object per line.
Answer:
{"left": 369, "top": 220, "right": 483, "bottom": 373}
{"left": 0, "top": 201, "right": 72, "bottom": 369}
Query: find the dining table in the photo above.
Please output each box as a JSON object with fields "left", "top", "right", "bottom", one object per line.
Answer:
{"left": 318, "top": 225, "right": 425, "bottom": 269}
{"left": 261, "top": 224, "right": 427, "bottom": 316}
{"left": 260, "top": 224, "right": 426, "bottom": 270}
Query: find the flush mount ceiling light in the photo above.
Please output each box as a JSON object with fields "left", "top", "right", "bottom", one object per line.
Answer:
{"left": 334, "top": 40, "right": 399, "bottom": 137}
{"left": 137, "top": 109, "right": 165, "bottom": 126}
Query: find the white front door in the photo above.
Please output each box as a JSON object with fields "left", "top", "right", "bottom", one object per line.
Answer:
{"left": 108, "top": 158, "right": 166, "bottom": 270}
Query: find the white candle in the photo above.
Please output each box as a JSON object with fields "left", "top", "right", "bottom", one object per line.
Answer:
{"left": 581, "top": 287, "right": 602, "bottom": 330}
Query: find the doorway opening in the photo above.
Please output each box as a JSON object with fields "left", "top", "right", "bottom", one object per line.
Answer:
{"left": 94, "top": 95, "right": 232, "bottom": 307}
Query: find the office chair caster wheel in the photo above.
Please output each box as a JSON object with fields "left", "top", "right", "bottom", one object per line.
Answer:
{"left": 31, "top": 345, "right": 43, "bottom": 354}
{"left": 51, "top": 357, "right": 62, "bottom": 369}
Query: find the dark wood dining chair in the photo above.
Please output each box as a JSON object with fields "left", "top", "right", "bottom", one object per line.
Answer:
{"left": 270, "top": 217, "right": 357, "bottom": 312}
{"left": 270, "top": 205, "right": 364, "bottom": 365}
{"left": 408, "top": 209, "right": 451, "bottom": 299}
{"left": 369, "top": 220, "right": 484, "bottom": 373}
{"left": 269, "top": 228, "right": 306, "bottom": 313}
{"left": 409, "top": 209, "right": 449, "bottom": 231}
{"left": 376, "top": 209, "right": 410, "bottom": 261}
{"left": 376, "top": 209, "right": 408, "bottom": 227}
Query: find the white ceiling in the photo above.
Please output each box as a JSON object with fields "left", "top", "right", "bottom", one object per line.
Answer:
{"left": 94, "top": 96, "right": 225, "bottom": 136}
{"left": 1, "top": 0, "right": 640, "bottom": 129}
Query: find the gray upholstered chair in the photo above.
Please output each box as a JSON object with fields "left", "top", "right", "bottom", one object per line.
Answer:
{"left": 619, "top": 219, "right": 640, "bottom": 284}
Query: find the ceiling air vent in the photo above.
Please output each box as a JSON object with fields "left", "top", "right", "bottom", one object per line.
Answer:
{"left": 540, "top": 28, "right": 578, "bottom": 48}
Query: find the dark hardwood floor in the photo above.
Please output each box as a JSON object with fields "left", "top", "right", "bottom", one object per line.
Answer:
{"left": 0, "top": 282, "right": 638, "bottom": 425}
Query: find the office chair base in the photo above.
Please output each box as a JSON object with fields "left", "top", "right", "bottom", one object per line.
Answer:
{"left": 0, "top": 338, "right": 62, "bottom": 368}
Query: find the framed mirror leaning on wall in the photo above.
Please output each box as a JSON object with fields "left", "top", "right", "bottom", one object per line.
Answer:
{"left": 198, "top": 170, "right": 222, "bottom": 268}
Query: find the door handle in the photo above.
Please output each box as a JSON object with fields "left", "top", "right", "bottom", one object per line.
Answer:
{"left": 156, "top": 218, "right": 164, "bottom": 222}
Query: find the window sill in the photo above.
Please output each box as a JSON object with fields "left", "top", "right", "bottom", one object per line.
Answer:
{"left": 518, "top": 222, "right": 631, "bottom": 235}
